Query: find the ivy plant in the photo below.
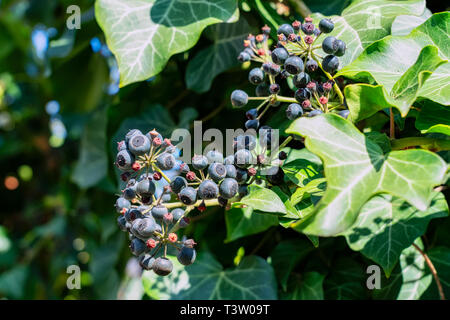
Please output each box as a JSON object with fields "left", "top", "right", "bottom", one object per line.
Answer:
{"left": 94, "top": 0, "right": 450, "bottom": 300}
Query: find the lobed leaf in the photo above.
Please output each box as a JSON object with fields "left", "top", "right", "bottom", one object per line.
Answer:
{"left": 340, "top": 12, "right": 450, "bottom": 118}
{"left": 311, "top": 0, "right": 427, "bottom": 68}
{"left": 95, "top": 0, "right": 239, "bottom": 87}
{"left": 286, "top": 114, "right": 447, "bottom": 236}
{"left": 341, "top": 192, "right": 448, "bottom": 276}
{"left": 143, "top": 252, "right": 277, "bottom": 299}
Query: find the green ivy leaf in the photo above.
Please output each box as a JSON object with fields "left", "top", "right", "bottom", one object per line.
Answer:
{"left": 324, "top": 257, "right": 370, "bottom": 299}
{"left": 341, "top": 192, "right": 448, "bottom": 276}
{"left": 240, "top": 185, "right": 287, "bottom": 214}
{"left": 286, "top": 114, "right": 447, "bottom": 236}
{"left": 224, "top": 206, "right": 278, "bottom": 243}
{"left": 391, "top": 9, "right": 432, "bottom": 36}
{"left": 311, "top": 0, "right": 426, "bottom": 68}
{"left": 282, "top": 159, "right": 323, "bottom": 187}
{"left": 364, "top": 132, "right": 391, "bottom": 154}
{"left": 340, "top": 12, "right": 450, "bottom": 115}
{"left": 344, "top": 45, "right": 446, "bottom": 121}
{"left": 374, "top": 239, "right": 428, "bottom": 299}
{"left": 281, "top": 272, "right": 325, "bottom": 300}
{"left": 95, "top": 0, "right": 239, "bottom": 87}
{"left": 143, "top": 252, "right": 277, "bottom": 299}
{"left": 186, "top": 17, "right": 250, "bottom": 93}
{"left": 415, "top": 100, "right": 450, "bottom": 135}
{"left": 272, "top": 187, "right": 303, "bottom": 220}
{"left": 72, "top": 107, "right": 108, "bottom": 189}
{"left": 270, "top": 239, "right": 314, "bottom": 291}
{"left": 375, "top": 242, "right": 450, "bottom": 300}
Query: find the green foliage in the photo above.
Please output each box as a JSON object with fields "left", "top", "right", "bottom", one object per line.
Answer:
{"left": 142, "top": 252, "right": 277, "bottom": 299}
{"left": 311, "top": 0, "right": 427, "bottom": 67}
{"left": 341, "top": 192, "right": 448, "bottom": 276}
{"left": 0, "top": 0, "right": 448, "bottom": 301}
{"left": 340, "top": 12, "right": 450, "bottom": 119}
{"left": 286, "top": 114, "right": 447, "bottom": 236}
{"left": 95, "top": 0, "right": 239, "bottom": 87}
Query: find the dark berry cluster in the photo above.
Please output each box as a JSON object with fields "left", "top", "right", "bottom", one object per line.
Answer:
{"left": 115, "top": 129, "right": 199, "bottom": 276}
{"left": 113, "top": 127, "right": 295, "bottom": 275}
{"left": 232, "top": 17, "right": 350, "bottom": 128}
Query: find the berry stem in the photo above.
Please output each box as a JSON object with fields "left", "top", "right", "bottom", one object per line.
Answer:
{"left": 412, "top": 243, "right": 446, "bottom": 300}
{"left": 390, "top": 137, "right": 450, "bottom": 151}
{"left": 248, "top": 96, "right": 271, "bottom": 101}
{"left": 275, "top": 95, "right": 298, "bottom": 103}
{"left": 164, "top": 199, "right": 221, "bottom": 210}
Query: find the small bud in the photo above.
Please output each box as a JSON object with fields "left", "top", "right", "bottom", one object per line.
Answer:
{"left": 132, "top": 162, "right": 141, "bottom": 172}
{"left": 243, "top": 39, "right": 250, "bottom": 47}
{"left": 257, "top": 48, "right": 265, "bottom": 56}
{"left": 277, "top": 34, "right": 286, "bottom": 42}
{"left": 146, "top": 239, "right": 157, "bottom": 248}
{"left": 168, "top": 233, "right": 177, "bottom": 243}
{"left": 186, "top": 171, "right": 197, "bottom": 181}
{"left": 288, "top": 34, "right": 297, "bottom": 42}
{"left": 306, "top": 81, "right": 316, "bottom": 91}
{"left": 248, "top": 167, "right": 257, "bottom": 176}
{"left": 304, "top": 35, "right": 314, "bottom": 44}
{"left": 163, "top": 138, "right": 172, "bottom": 146}
{"left": 152, "top": 137, "right": 162, "bottom": 146}
{"left": 305, "top": 17, "right": 313, "bottom": 23}
{"left": 292, "top": 20, "right": 301, "bottom": 30}
{"left": 323, "top": 81, "right": 333, "bottom": 92}
{"left": 302, "top": 99, "right": 311, "bottom": 109}
{"left": 149, "top": 129, "right": 159, "bottom": 137}
{"left": 255, "top": 34, "right": 264, "bottom": 42}
{"left": 319, "top": 96, "right": 328, "bottom": 104}
{"left": 262, "top": 25, "right": 271, "bottom": 34}
{"left": 120, "top": 208, "right": 127, "bottom": 215}
{"left": 164, "top": 212, "right": 173, "bottom": 224}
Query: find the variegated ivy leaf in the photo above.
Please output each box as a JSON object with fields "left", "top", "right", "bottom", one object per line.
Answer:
{"left": 286, "top": 114, "right": 447, "bottom": 237}
{"left": 311, "top": 0, "right": 427, "bottom": 68}
{"left": 95, "top": 0, "right": 239, "bottom": 87}
{"left": 339, "top": 12, "right": 450, "bottom": 120}
{"left": 142, "top": 252, "right": 277, "bottom": 299}
{"left": 185, "top": 17, "right": 250, "bottom": 93}
{"left": 391, "top": 9, "right": 432, "bottom": 36}
{"left": 341, "top": 192, "right": 448, "bottom": 276}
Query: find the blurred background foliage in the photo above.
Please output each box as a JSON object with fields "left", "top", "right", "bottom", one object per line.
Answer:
{"left": 0, "top": 0, "right": 448, "bottom": 300}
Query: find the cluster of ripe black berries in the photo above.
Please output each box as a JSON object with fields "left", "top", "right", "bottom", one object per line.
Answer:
{"left": 114, "top": 129, "right": 197, "bottom": 276}
{"left": 113, "top": 128, "right": 288, "bottom": 276}
{"left": 232, "top": 17, "right": 350, "bottom": 129}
